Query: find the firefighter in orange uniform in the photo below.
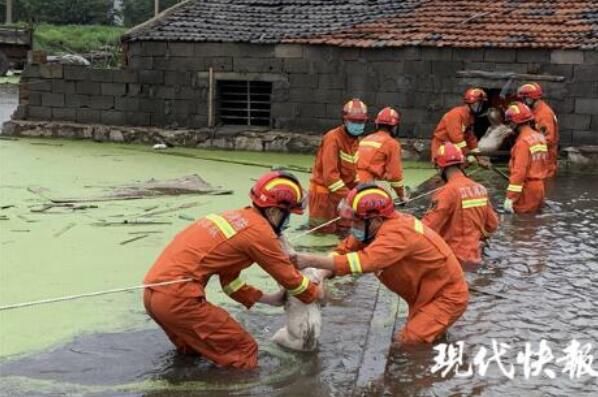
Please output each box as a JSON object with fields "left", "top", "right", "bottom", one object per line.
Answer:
{"left": 356, "top": 107, "right": 408, "bottom": 201}
{"left": 294, "top": 184, "right": 469, "bottom": 345}
{"left": 431, "top": 88, "right": 488, "bottom": 165}
{"left": 503, "top": 102, "right": 549, "bottom": 214}
{"left": 517, "top": 82, "right": 559, "bottom": 177}
{"left": 143, "top": 171, "right": 322, "bottom": 369}
{"left": 422, "top": 142, "right": 499, "bottom": 268}
{"left": 309, "top": 99, "right": 367, "bottom": 233}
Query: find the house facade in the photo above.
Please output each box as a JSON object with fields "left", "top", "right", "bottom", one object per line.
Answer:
{"left": 7, "top": 0, "right": 598, "bottom": 148}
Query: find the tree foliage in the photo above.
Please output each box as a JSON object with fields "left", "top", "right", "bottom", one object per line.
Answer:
{"left": 0, "top": 0, "right": 185, "bottom": 27}
{"left": 1, "top": 0, "right": 114, "bottom": 25}
{"left": 122, "top": 0, "right": 183, "bottom": 27}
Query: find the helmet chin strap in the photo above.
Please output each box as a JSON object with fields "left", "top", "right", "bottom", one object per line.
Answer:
{"left": 363, "top": 218, "right": 374, "bottom": 243}
{"left": 258, "top": 207, "right": 290, "bottom": 236}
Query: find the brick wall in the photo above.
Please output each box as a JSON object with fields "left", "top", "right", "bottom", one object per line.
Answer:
{"left": 13, "top": 42, "right": 598, "bottom": 145}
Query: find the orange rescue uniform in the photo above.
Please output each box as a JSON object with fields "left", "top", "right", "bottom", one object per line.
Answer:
{"left": 143, "top": 207, "right": 318, "bottom": 369}
{"left": 332, "top": 213, "right": 469, "bottom": 344}
{"left": 533, "top": 100, "right": 559, "bottom": 178}
{"left": 309, "top": 126, "right": 359, "bottom": 232}
{"left": 431, "top": 105, "right": 478, "bottom": 161}
{"left": 422, "top": 173, "right": 499, "bottom": 267}
{"left": 356, "top": 129, "right": 405, "bottom": 197}
{"left": 507, "top": 125, "right": 549, "bottom": 213}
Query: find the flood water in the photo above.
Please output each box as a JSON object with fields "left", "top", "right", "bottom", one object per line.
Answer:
{"left": 384, "top": 171, "right": 598, "bottom": 397}
{"left": 0, "top": 85, "right": 596, "bottom": 394}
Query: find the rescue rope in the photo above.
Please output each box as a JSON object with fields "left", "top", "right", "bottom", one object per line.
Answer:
{"left": 0, "top": 278, "right": 194, "bottom": 311}
{"left": 0, "top": 184, "right": 448, "bottom": 312}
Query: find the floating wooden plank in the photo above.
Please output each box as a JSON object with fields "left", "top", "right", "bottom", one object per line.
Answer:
{"left": 120, "top": 234, "right": 149, "bottom": 245}
{"left": 54, "top": 223, "right": 76, "bottom": 238}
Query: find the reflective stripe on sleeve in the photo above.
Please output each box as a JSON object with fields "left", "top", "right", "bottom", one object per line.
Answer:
{"left": 328, "top": 180, "right": 346, "bottom": 192}
{"left": 205, "top": 214, "right": 237, "bottom": 238}
{"left": 461, "top": 198, "right": 488, "bottom": 209}
{"left": 455, "top": 141, "right": 467, "bottom": 149}
{"left": 389, "top": 180, "right": 404, "bottom": 188}
{"left": 223, "top": 277, "right": 245, "bottom": 295}
{"left": 288, "top": 275, "right": 309, "bottom": 296}
{"left": 413, "top": 218, "right": 424, "bottom": 234}
{"left": 347, "top": 252, "right": 363, "bottom": 274}
{"left": 359, "top": 140, "right": 382, "bottom": 149}
{"left": 507, "top": 184, "right": 523, "bottom": 193}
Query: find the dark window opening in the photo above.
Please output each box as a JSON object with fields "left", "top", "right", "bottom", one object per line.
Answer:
{"left": 216, "top": 80, "right": 272, "bottom": 127}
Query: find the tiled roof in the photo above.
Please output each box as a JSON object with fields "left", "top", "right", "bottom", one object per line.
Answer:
{"left": 124, "top": 0, "right": 598, "bottom": 50}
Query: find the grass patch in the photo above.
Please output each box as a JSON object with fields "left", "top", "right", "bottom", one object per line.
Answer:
{"left": 33, "top": 24, "right": 127, "bottom": 54}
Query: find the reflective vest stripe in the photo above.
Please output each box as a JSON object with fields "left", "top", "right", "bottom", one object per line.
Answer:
{"left": 288, "top": 275, "right": 310, "bottom": 296}
{"left": 328, "top": 180, "right": 346, "bottom": 192}
{"left": 507, "top": 184, "right": 523, "bottom": 193}
{"left": 389, "top": 180, "right": 404, "bottom": 188}
{"left": 223, "top": 277, "right": 245, "bottom": 295}
{"left": 462, "top": 198, "right": 488, "bottom": 209}
{"left": 455, "top": 140, "right": 467, "bottom": 149}
{"left": 347, "top": 252, "right": 362, "bottom": 274}
{"left": 414, "top": 218, "right": 424, "bottom": 234}
{"left": 205, "top": 214, "right": 237, "bottom": 238}
{"left": 359, "top": 141, "right": 382, "bottom": 149}
{"left": 339, "top": 151, "right": 358, "bottom": 164}
{"left": 529, "top": 144, "right": 548, "bottom": 154}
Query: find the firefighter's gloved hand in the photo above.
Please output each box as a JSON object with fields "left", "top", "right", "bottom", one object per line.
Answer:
{"left": 503, "top": 198, "right": 514, "bottom": 213}
{"left": 467, "top": 154, "right": 477, "bottom": 165}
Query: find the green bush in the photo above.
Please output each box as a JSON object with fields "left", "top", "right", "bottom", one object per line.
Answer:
{"left": 34, "top": 24, "right": 126, "bottom": 54}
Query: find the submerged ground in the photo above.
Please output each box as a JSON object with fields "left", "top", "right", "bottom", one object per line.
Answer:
{"left": 0, "top": 138, "right": 435, "bottom": 396}
{"left": 0, "top": 131, "right": 596, "bottom": 396}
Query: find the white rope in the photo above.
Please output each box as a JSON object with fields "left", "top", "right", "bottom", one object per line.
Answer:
{"left": 0, "top": 185, "right": 444, "bottom": 312}
{"left": 0, "top": 278, "right": 194, "bottom": 311}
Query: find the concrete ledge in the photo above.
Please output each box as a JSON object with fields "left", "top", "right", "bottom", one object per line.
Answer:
{"left": 1, "top": 119, "right": 431, "bottom": 159}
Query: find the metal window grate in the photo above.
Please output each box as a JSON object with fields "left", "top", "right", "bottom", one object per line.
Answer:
{"left": 217, "top": 80, "right": 272, "bottom": 126}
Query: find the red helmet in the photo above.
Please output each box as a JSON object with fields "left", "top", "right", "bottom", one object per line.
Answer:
{"left": 504, "top": 102, "right": 535, "bottom": 125}
{"left": 374, "top": 107, "right": 400, "bottom": 126}
{"left": 342, "top": 183, "right": 396, "bottom": 220}
{"left": 249, "top": 171, "right": 306, "bottom": 214}
{"left": 517, "top": 82, "right": 543, "bottom": 100}
{"left": 463, "top": 88, "right": 488, "bottom": 104}
{"left": 342, "top": 98, "right": 368, "bottom": 122}
{"left": 435, "top": 142, "right": 465, "bottom": 168}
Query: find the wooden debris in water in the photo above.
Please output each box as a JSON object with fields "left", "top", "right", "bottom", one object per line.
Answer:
{"left": 54, "top": 223, "right": 76, "bottom": 238}
{"left": 30, "top": 203, "right": 99, "bottom": 213}
{"left": 92, "top": 220, "right": 172, "bottom": 226}
{"left": 120, "top": 234, "right": 149, "bottom": 245}
{"left": 128, "top": 231, "right": 163, "bottom": 235}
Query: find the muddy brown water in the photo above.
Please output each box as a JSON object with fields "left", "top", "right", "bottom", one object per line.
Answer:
{"left": 2, "top": 170, "right": 597, "bottom": 396}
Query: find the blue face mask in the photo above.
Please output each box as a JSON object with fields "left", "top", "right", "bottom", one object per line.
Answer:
{"left": 350, "top": 227, "right": 366, "bottom": 242}
{"left": 346, "top": 122, "right": 365, "bottom": 137}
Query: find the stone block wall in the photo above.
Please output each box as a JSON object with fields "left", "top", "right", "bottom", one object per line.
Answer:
{"left": 11, "top": 42, "right": 598, "bottom": 146}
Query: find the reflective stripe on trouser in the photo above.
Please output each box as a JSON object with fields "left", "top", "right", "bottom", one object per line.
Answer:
{"left": 514, "top": 180, "right": 545, "bottom": 214}
{"left": 308, "top": 184, "right": 349, "bottom": 233}
{"left": 144, "top": 289, "right": 258, "bottom": 368}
